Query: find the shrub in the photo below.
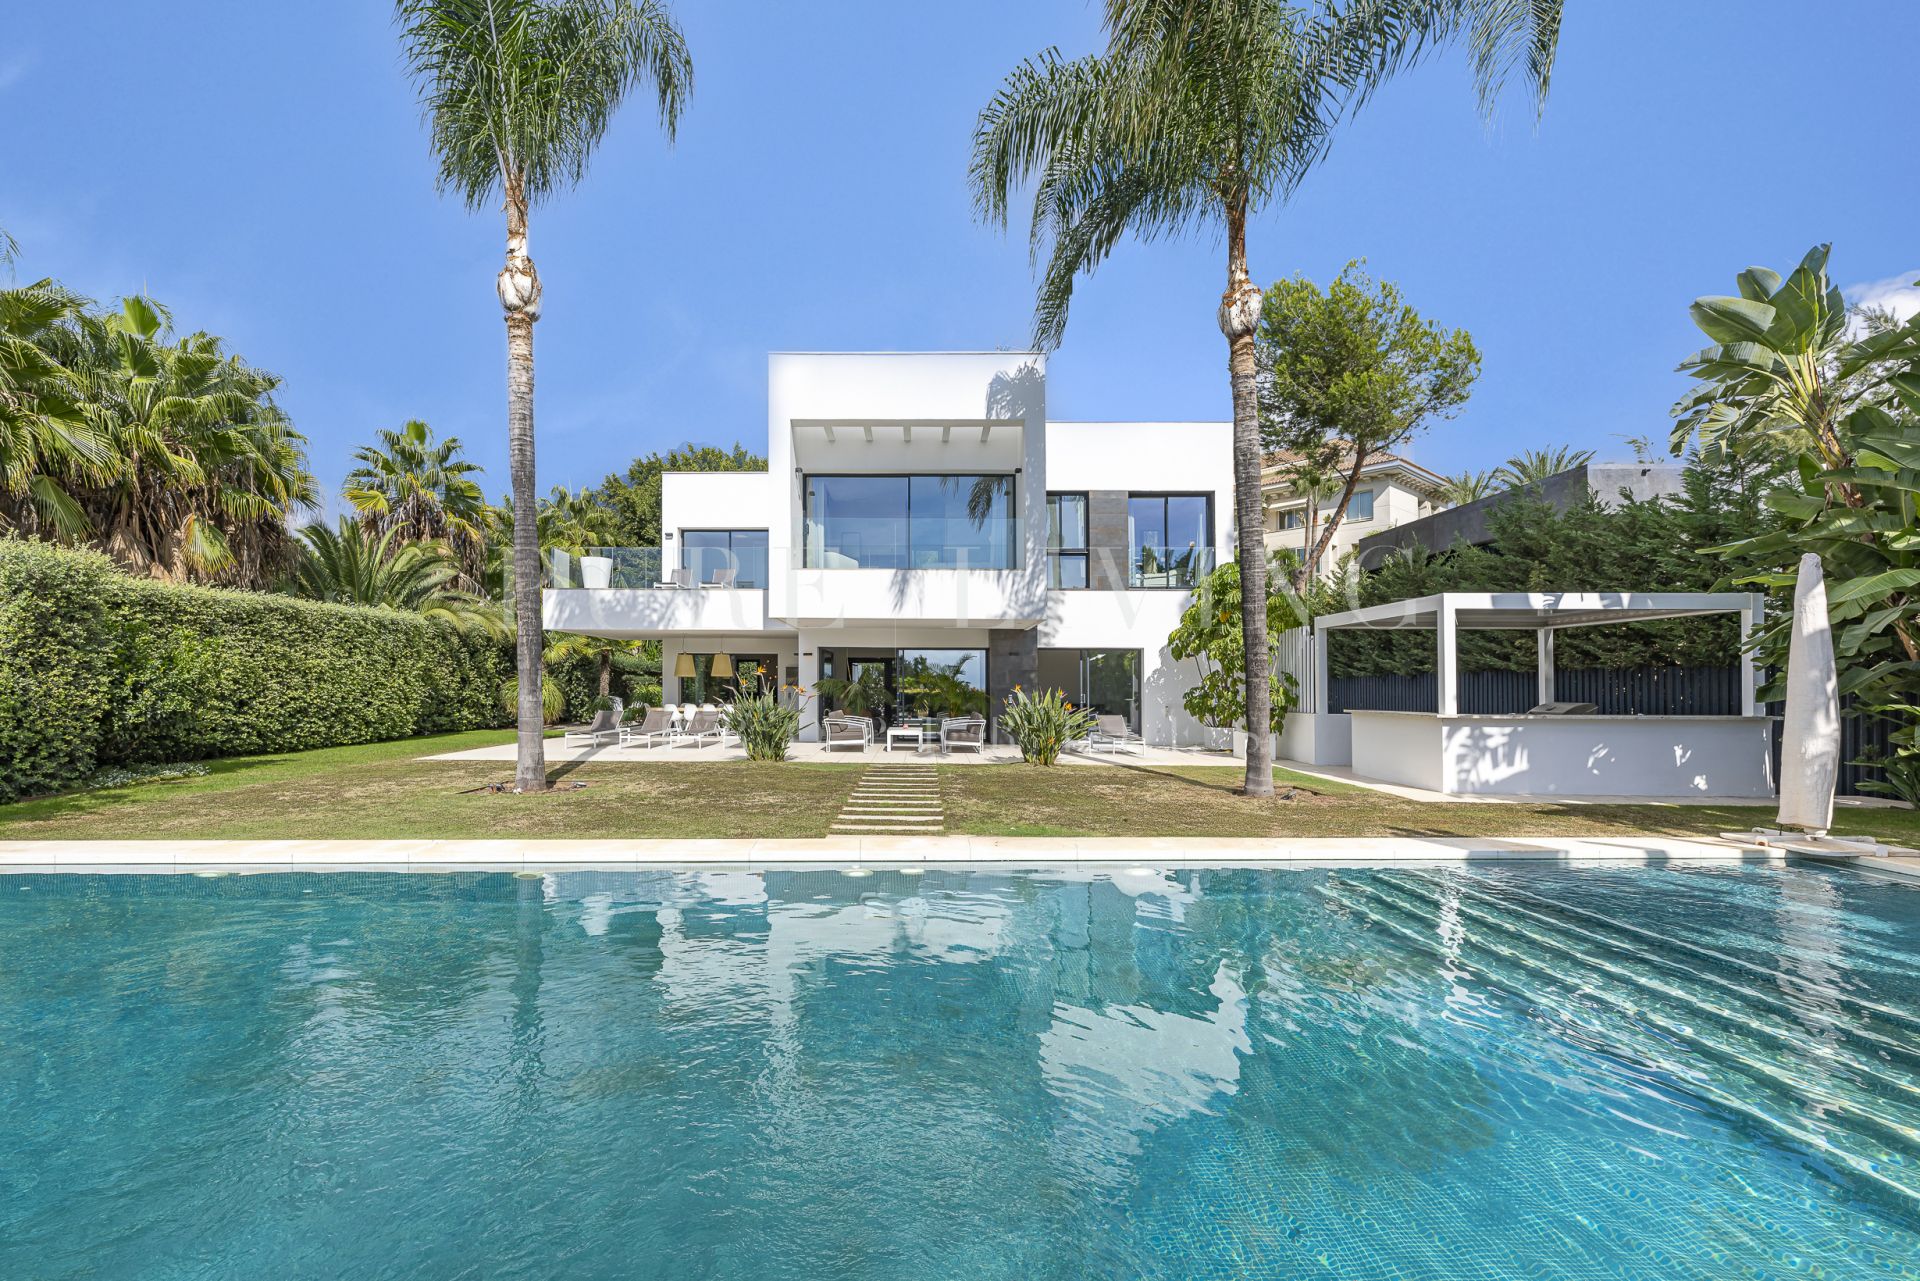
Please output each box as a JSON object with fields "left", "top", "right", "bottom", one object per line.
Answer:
{"left": 999, "top": 685, "right": 1096, "bottom": 766}
{"left": 726, "top": 673, "right": 803, "bottom": 761}
{"left": 0, "top": 537, "right": 511, "bottom": 803}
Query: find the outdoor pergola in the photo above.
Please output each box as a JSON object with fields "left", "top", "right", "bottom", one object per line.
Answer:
{"left": 1302, "top": 592, "right": 1773, "bottom": 798}
{"left": 1311, "top": 591, "right": 1765, "bottom": 716}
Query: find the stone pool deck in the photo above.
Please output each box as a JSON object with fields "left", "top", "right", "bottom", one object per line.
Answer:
{"left": 0, "top": 834, "right": 1812, "bottom": 873}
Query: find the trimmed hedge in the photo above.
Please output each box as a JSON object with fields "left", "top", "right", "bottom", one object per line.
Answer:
{"left": 0, "top": 538, "right": 511, "bottom": 802}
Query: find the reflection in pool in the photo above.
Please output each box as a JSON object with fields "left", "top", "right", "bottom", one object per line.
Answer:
{"left": 4, "top": 864, "right": 1920, "bottom": 1279}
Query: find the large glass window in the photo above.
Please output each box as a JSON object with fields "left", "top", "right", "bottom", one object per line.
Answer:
{"left": 897, "top": 648, "right": 989, "bottom": 720}
{"left": 675, "top": 652, "right": 777, "bottom": 704}
{"left": 1046, "top": 492, "right": 1089, "bottom": 588}
{"left": 1346, "top": 489, "right": 1375, "bottom": 522}
{"left": 681, "top": 529, "right": 768, "bottom": 587}
{"left": 1037, "top": 648, "right": 1141, "bottom": 732}
{"left": 804, "top": 474, "right": 1015, "bottom": 569}
{"left": 1127, "top": 494, "right": 1212, "bottom": 588}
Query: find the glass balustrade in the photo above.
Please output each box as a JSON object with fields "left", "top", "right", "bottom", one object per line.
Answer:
{"left": 1128, "top": 544, "right": 1216, "bottom": 589}
{"left": 542, "top": 548, "right": 667, "bottom": 589}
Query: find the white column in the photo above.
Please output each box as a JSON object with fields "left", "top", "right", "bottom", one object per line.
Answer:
{"left": 1738, "top": 596, "right": 1762, "bottom": 716}
{"left": 1436, "top": 598, "right": 1458, "bottom": 717}
{"left": 1313, "top": 626, "right": 1330, "bottom": 717}
{"left": 797, "top": 636, "right": 823, "bottom": 741}
{"left": 1536, "top": 628, "right": 1555, "bottom": 706}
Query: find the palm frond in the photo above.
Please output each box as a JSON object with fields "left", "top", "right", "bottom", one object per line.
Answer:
{"left": 394, "top": 0, "right": 693, "bottom": 211}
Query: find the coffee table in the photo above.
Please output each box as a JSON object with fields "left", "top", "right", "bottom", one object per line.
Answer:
{"left": 885, "top": 724, "right": 929, "bottom": 753}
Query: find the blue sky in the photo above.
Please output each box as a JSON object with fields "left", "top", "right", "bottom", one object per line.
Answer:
{"left": 7, "top": 2, "right": 1916, "bottom": 511}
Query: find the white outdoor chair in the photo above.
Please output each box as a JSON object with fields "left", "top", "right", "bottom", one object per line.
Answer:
{"left": 563, "top": 697, "right": 625, "bottom": 748}
{"left": 700, "top": 567, "right": 737, "bottom": 588}
{"left": 823, "top": 715, "right": 873, "bottom": 752}
{"left": 653, "top": 567, "right": 693, "bottom": 589}
{"left": 673, "top": 708, "right": 724, "bottom": 748}
{"left": 940, "top": 716, "right": 987, "bottom": 754}
{"left": 619, "top": 705, "right": 676, "bottom": 749}
{"left": 1085, "top": 714, "right": 1145, "bottom": 754}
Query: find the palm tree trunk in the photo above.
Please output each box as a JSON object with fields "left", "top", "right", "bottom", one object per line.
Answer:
{"left": 598, "top": 650, "right": 613, "bottom": 700}
{"left": 500, "top": 193, "right": 548, "bottom": 793}
{"left": 1219, "top": 196, "right": 1272, "bottom": 797}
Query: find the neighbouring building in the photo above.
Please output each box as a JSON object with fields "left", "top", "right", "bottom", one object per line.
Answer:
{"left": 1350, "top": 460, "right": 1687, "bottom": 567}
{"left": 1260, "top": 451, "right": 1448, "bottom": 575}
{"left": 542, "top": 352, "right": 1235, "bottom": 745}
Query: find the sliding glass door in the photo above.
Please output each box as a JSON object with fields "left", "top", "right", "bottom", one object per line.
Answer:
{"left": 1037, "top": 648, "right": 1141, "bottom": 731}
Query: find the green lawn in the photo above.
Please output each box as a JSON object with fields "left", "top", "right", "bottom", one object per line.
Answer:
{"left": 3, "top": 730, "right": 1916, "bottom": 843}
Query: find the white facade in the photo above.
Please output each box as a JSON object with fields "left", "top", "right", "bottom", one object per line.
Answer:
{"left": 543, "top": 353, "right": 1235, "bottom": 745}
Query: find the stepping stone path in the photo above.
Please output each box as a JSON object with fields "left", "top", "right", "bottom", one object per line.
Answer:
{"left": 831, "top": 761, "right": 944, "bottom": 836}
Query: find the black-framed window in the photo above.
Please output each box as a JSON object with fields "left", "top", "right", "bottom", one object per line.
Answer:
{"left": 681, "top": 529, "right": 768, "bottom": 587}
{"left": 1127, "top": 493, "right": 1212, "bottom": 589}
{"left": 802, "top": 474, "right": 1016, "bottom": 569}
{"left": 1046, "top": 492, "right": 1089, "bottom": 589}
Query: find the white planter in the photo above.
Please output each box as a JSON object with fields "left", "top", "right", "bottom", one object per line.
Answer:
{"left": 580, "top": 556, "right": 613, "bottom": 590}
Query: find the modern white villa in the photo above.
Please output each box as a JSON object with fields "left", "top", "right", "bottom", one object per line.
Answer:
{"left": 544, "top": 352, "right": 1234, "bottom": 745}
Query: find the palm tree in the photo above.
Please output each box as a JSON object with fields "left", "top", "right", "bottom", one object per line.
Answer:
{"left": 1438, "top": 469, "right": 1496, "bottom": 507}
{"left": 396, "top": 0, "right": 692, "bottom": 792}
{"left": 1493, "top": 445, "right": 1593, "bottom": 490}
{"left": 546, "top": 630, "right": 651, "bottom": 703}
{"left": 289, "top": 518, "right": 507, "bottom": 635}
{"left": 0, "top": 285, "right": 314, "bottom": 583}
{"left": 0, "top": 280, "right": 108, "bottom": 539}
{"left": 970, "top": 0, "right": 1561, "bottom": 795}
{"left": 344, "top": 418, "right": 488, "bottom": 583}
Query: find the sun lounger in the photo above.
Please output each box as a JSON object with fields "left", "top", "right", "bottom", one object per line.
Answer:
{"left": 563, "top": 698, "right": 625, "bottom": 748}
{"left": 1084, "top": 714, "right": 1144, "bottom": 754}
{"left": 619, "top": 705, "right": 676, "bottom": 749}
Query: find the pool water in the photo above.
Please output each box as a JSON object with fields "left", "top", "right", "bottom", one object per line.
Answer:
{"left": 5, "top": 864, "right": 1920, "bottom": 1280}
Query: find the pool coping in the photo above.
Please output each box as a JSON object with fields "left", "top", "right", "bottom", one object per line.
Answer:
{"left": 0, "top": 834, "right": 1814, "bottom": 873}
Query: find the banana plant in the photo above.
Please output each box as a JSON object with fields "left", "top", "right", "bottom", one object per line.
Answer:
{"left": 1675, "top": 245, "right": 1920, "bottom": 707}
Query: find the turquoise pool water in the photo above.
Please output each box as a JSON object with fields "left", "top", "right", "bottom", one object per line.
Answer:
{"left": 4, "top": 864, "right": 1920, "bottom": 1279}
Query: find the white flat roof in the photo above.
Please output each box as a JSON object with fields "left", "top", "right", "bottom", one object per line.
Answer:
{"left": 1314, "top": 591, "right": 1763, "bottom": 632}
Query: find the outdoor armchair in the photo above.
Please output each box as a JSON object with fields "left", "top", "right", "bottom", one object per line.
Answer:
{"left": 823, "top": 715, "right": 873, "bottom": 752}
{"left": 940, "top": 716, "right": 986, "bottom": 754}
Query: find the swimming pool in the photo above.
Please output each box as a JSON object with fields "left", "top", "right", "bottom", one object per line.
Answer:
{"left": 3, "top": 863, "right": 1918, "bottom": 1279}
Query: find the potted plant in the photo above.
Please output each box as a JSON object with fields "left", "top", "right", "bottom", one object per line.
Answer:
{"left": 579, "top": 552, "right": 613, "bottom": 589}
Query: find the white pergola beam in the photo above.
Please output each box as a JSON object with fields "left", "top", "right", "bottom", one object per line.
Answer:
{"left": 1739, "top": 594, "right": 1763, "bottom": 717}
{"left": 1313, "top": 626, "right": 1330, "bottom": 717}
{"left": 861, "top": 424, "right": 874, "bottom": 443}
{"left": 821, "top": 424, "right": 836, "bottom": 444}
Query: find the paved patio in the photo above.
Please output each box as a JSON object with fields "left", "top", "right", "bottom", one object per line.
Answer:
{"left": 420, "top": 740, "right": 1241, "bottom": 767}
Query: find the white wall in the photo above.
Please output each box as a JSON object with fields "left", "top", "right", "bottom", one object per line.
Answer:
{"left": 767, "top": 353, "right": 1048, "bottom": 627}
{"left": 661, "top": 471, "right": 777, "bottom": 563}
{"left": 1041, "top": 422, "right": 1235, "bottom": 747}
{"left": 1348, "top": 710, "right": 1776, "bottom": 798}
